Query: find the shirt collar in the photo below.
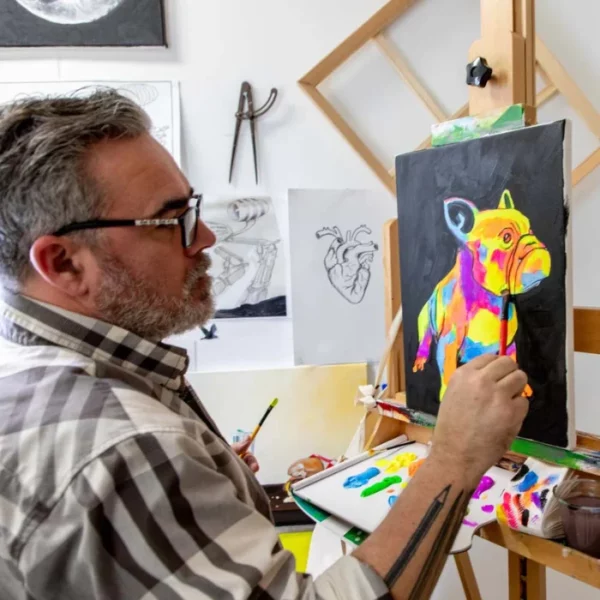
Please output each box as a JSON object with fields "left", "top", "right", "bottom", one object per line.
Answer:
{"left": 0, "top": 292, "right": 189, "bottom": 390}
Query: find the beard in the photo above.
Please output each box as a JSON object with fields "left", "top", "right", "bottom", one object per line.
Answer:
{"left": 94, "top": 251, "right": 214, "bottom": 341}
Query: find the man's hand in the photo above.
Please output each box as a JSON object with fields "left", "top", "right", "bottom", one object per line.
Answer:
{"left": 431, "top": 354, "right": 529, "bottom": 487}
{"left": 353, "top": 354, "right": 529, "bottom": 599}
{"left": 231, "top": 437, "right": 260, "bottom": 473}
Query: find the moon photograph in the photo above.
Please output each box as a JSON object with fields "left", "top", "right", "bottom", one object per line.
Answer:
{"left": 13, "top": 0, "right": 124, "bottom": 25}
{"left": 0, "top": 0, "right": 166, "bottom": 46}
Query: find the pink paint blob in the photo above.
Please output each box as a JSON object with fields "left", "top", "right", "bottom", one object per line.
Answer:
{"left": 482, "top": 505, "right": 495, "bottom": 513}
{"left": 463, "top": 519, "right": 478, "bottom": 528}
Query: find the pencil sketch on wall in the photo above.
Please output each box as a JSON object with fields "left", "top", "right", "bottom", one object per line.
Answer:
{"left": 204, "top": 197, "right": 287, "bottom": 319}
{"left": 0, "top": 80, "right": 181, "bottom": 165}
{"left": 316, "top": 224, "right": 379, "bottom": 304}
{"left": 289, "top": 189, "right": 396, "bottom": 366}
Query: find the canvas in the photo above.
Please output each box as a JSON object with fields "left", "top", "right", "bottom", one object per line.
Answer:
{"left": 395, "top": 120, "right": 574, "bottom": 448}
{"left": 187, "top": 363, "right": 367, "bottom": 484}
{"left": 0, "top": 0, "right": 165, "bottom": 47}
{"left": 288, "top": 189, "right": 397, "bottom": 366}
{"left": 0, "top": 80, "right": 180, "bottom": 163}
{"left": 203, "top": 197, "right": 287, "bottom": 319}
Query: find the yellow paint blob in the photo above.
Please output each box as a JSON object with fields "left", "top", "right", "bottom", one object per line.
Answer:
{"left": 401, "top": 482, "right": 408, "bottom": 489}
{"left": 376, "top": 452, "right": 419, "bottom": 474}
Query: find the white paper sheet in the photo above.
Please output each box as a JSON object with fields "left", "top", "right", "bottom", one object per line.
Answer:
{"left": 0, "top": 80, "right": 181, "bottom": 164}
{"left": 288, "top": 189, "right": 396, "bottom": 365}
{"left": 203, "top": 197, "right": 287, "bottom": 318}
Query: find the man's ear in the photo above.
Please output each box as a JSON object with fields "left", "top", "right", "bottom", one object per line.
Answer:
{"left": 444, "top": 197, "right": 478, "bottom": 243}
{"left": 29, "top": 235, "right": 90, "bottom": 298}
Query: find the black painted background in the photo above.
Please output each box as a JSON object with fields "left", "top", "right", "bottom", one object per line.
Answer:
{"left": 0, "top": 0, "right": 165, "bottom": 47}
{"left": 395, "top": 121, "right": 569, "bottom": 447}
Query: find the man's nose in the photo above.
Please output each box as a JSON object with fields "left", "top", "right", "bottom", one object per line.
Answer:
{"left": 185, "top": 219, "right": 216, "bottom": 257}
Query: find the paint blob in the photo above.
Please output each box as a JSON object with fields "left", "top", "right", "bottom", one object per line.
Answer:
{"left": 376, "top": 452, "right": 419, "bottom": 474}
{"left": 482, "top": 505, "right": 495, "bottom": 513}
{"left": 408, "top": 458, "right": 426, "bottom": 478}
{"left": 343, "top": 467, "right": 380, "bottom": 489}
{"left": 516, "top": 470, "right": 539, "bottom": 493}
{"left": 463, "top": 519, "right": 478, "bottom": 528}
{"left": 361, "top": 476, "right": 402, "bottom": 498}
{"left": 388, "top": 495, "right": 398, "bottom": 507}
{"left": 472, "top": 476, "right": 495, "bottom": 499}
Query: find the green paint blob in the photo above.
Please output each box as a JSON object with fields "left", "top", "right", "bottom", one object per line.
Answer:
{"left": 360, "top": 475, "right": 402, "bottom": 498}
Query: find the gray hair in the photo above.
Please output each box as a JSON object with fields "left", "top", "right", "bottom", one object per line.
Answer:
{"left": 0, "top": 88, "right": 151, "bottom": 291}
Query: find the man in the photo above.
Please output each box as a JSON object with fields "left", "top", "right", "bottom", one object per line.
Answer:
{"left": 0, "top": 90, "right": 528, "bottom": 600}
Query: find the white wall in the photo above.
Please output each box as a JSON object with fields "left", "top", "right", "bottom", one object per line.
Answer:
{"left": 2, "top": 0, "right": 599, "bottom": 597}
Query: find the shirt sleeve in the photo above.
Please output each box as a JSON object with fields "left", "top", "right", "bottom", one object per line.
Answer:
{"left": 20, "top": 431, "right": 390, "bottom": 600}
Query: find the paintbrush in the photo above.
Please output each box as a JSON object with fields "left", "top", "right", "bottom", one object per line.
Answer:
{"left": 239, "top": 398, "right": 279, "bottom": 455}
{"left": 499, "top": 291, "right": 511, "bottom": 356}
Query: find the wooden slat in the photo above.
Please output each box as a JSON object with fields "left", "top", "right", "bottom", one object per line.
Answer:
{"left": 298, "top": 83, "right": 396, "bottom": 194}
{"left": 574, "top": 307, "right": 600, "bottom": 354}
{"left": 536, "top": 83, "right": 558, "bottom": 107}
{"left": 373, "top": 33, "right": 448, "bottom": 123}
{"left": 383, "top": 219, "right": 404, "bottom": 394}
{"left": 536, "top": 37, "right": 600, "bottom": 138}
{"left": 299, "top": 0, "right": 417, "bottom": 87}
{"left": 480, "top": 523, "right": 600, "bottom": 590}
{"left": 454, "top": 553, "right": 483, "bottom": 600}
{"left": 573, "top": 147, "right": 600, "bottom": 187}
{"left": 508, "top": 551, "right": 522, "bottom": 600}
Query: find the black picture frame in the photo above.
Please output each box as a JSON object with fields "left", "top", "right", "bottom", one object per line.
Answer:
{"left": 0, "top": 0, "right": 166, "bottom": 47}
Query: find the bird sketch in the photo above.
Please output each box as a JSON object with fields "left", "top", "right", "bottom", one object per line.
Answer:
{"left": 316, "top": 225, "right": 379, "bottom": 304}
{"left": 205, "top": 198, "right": 286, "bottom": 318}
{"left": 200, "top": 324, "right": 218, "bottom": 340}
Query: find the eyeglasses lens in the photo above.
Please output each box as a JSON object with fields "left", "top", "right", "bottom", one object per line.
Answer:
{"left": 183, "top": 206, "right": 198, "bottom": 248}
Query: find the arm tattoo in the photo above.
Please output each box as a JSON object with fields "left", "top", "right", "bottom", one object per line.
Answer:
{"left": 383, "top": 485, "right": 450, "bottom": 587}
{"left": 408, "top": 490, "right": 471, "bottom": 600}
{"left": 384, "top": 484, "right": 473, "bottom": 599}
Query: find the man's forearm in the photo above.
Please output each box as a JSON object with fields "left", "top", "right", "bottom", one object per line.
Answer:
{"left": 353, "top": 455, "right": 476, "bottom": 600}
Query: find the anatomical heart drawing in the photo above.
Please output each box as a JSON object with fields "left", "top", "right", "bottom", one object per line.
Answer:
{"left": 316, "top": 225, "right": 378, "bottom": 304}
{"left": 289, "top": 190, "right": 396, "bottom": 365}
{"left": 396, "top": 121, "right": 575, "bottom": 448}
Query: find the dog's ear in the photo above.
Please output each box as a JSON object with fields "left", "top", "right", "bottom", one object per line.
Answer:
{"left": 444, "top": 197, "right": 478, "bottom": 243}
{"left": 498, "top": 189, "right": 515, "bottom": 209}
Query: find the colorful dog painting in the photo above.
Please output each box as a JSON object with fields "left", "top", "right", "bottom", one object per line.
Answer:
{"left": 412, "top": 190, "right": 551, "bottom": 400}
{"left": 396, "top": 121, "right": 574, "bottom": 447}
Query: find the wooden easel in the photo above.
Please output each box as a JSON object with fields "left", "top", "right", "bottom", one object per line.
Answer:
{"left": 367, "top": 1, "right": 600, "bottom": 598}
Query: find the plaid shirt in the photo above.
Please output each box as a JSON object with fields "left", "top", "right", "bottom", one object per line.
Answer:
{"left": 0, "top": 292, "right": 388, "bottom": 600}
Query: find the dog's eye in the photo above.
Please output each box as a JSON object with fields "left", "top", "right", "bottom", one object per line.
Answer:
{"left": 502, "top": 232, "right": 512, "bottom": 243}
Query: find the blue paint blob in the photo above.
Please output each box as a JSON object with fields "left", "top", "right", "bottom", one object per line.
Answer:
{"left": 343, "top": 467, "right": 380, "bottom": 489}
{"left": 388, "top": 495, "right": 398, "bottom": 507}
{"left": 517, "top": 470, "right": 539, "bottom": 493}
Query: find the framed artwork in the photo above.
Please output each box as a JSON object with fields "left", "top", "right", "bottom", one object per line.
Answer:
{"left": 0, "top": 0, "right": 166, "bottom": 47}
{"left": 396, "top": 121, "right": 575, "bottom": 448}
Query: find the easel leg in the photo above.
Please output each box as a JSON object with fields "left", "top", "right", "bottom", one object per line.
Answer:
{"left": 454, "top": 553, "right": 483, "bottom": 600}
{"left": 509, "top": 552, "right": 546, "bottom": 600}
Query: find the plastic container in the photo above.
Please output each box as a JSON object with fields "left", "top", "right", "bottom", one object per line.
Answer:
{"left": 555, "top": 478, "right": 600, "bottom": 558}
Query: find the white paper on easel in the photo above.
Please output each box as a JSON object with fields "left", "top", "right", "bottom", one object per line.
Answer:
{"left": 288, "top": 189, "right": 397, "bottom": 366}
{"left": 0, "top": 81, "right": 181, "bottom": 165}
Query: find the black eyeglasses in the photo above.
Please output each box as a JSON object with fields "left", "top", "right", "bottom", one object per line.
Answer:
{"left": 53, "top": 194, "right": 202, "bottom": 249}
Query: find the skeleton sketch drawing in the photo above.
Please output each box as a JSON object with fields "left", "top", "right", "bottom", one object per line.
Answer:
{"left": 316, "top": 225, "right": 379, "bottom": 304}
{"left": 205, "top": 198, "right": 287, "bottom": 318}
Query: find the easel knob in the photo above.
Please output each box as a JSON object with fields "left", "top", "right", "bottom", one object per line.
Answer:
{"left": 466, "top": 57, "right": 493, "bottom": 88}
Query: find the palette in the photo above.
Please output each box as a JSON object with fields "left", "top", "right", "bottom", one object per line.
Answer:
{"left": 293, "top": 442, "right": 514, "bottom": 553}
